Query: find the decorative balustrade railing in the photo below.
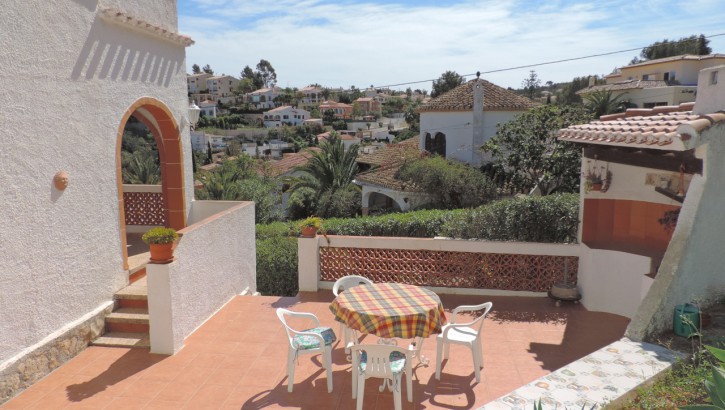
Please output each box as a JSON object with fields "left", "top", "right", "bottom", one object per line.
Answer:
{"left": 122, "top": 185, "right": 165, "bottom": 226}
{"left": 300, "top": 236, "right": 579, "bottom": 294}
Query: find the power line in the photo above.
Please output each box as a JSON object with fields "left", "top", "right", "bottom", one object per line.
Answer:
{"left": 367, "top": 32, "right": 725, "bottom": 90}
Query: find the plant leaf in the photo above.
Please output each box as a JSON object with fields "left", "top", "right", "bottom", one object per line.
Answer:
{"left": 707, "top": 345, "right": 725, "bottom": 364}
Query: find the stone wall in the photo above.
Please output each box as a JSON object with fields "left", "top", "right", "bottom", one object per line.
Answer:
{"left": 0, "top": 304, "right": 112, "bottom": 404}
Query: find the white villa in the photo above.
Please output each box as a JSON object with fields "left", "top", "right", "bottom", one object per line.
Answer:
{"left": 418, "top": 78, "right": 536, "bottom": 166}
{"left": 263, "top": 106, "right": 310, "bottom": 127}
{"left": 245, "top": 86, "right": 284, "bottom": 109}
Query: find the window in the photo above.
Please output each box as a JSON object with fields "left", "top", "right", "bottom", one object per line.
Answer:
{"left": 711, "top": 70, "right": 719, "bottom": 85}
{"left": 642, "top": 74, "right": 651, "bottom": 80}
{"left": 431, "top": 132, "right": 446, "bottom": 157}
{"left": 283, "top": 115, "right": 289, "bottom": 119}
{"left": 664, "top": 71, "right": 676, "bottom": 82}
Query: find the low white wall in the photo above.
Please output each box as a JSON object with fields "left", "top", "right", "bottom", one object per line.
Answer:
{"left": 147, "top": 201, "right": 256, "bottom": 354}
{"left": 188, "top": 200, "right": 245, "bottom": 224}
{"left": 577, "top": 245, "right": 653, "bottom": 318}
{"left": 299, "top": 235, "right": 579, "bottom": 294}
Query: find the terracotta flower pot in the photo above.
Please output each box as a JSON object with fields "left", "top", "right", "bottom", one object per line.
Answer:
{"left": 149, "top": 243, "right": 174, "bottom": 263}
{"left": 300, "top": 226, "right": 318, "bottom": 238}
{"left": 590, "top": 183, "right": 603, "bottom": 191}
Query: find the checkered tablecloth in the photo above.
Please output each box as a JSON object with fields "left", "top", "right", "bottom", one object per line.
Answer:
{"left": 329, "top": 282, "right": 447, "bottom": 339}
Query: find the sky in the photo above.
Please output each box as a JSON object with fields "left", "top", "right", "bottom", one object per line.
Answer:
{"left": 178, "top": 0, "right": 725, "bottom": 91}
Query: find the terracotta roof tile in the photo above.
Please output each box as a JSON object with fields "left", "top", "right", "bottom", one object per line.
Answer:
{"left": 356, "top": 138, "right": 419, "bottom": 166}
{"left": 576, "top": 80, "right": 669, "bottom": 95}
{"left": 265, "top": 147, "right": 321, "bottom": 177}
{"left": 355, "top": 163, "right": 424, "bottom": 192}
{"left": 558, "top": 102, "right": 725, "bottom": 151}
{"left": 418, "top": 79, "right": 536, "bottom": 113}
{"left": 354, "top": 138, "right": 423, "bottom": 191}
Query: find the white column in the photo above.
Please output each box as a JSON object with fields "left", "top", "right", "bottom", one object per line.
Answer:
{"left": 298, "top": 236, "right": 320, "bottom": 292}
{"left": 147, "top": 262, "right": 182, "bottom": 355}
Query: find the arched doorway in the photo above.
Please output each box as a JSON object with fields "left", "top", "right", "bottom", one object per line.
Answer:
{"left": 116, "top": 97, "right": 186, "bottom": 270}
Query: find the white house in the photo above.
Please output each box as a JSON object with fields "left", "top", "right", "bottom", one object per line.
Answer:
{"left": 0, "top": 1, "right": 256, "bottom": 402}
{"left": 418, "top": 78, "right": 536, "bottom": 166}
{"left": 263, "top": 106, "right": 310, "bottom": 127}
{"left": 198, "top": 99, "right": 217, "bottom": 117}
{"left": 246, "top": 86, "right": 283, "bottom": 109}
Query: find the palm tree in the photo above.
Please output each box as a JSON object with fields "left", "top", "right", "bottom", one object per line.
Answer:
{"left": 285, "top": 134, "right": 360, "bottom": 215}
{"left": 122, "top": 153, "right": 160, "bottom": 184}
{"left": 583, "top": 90, "right": 628, "bottom": 118}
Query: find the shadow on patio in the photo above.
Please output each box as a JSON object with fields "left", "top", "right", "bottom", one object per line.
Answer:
{"left": 3, "top": 292, "right": 628, "bottom": 409}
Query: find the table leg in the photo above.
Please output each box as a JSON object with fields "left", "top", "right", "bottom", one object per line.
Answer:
{"left": 409, "top": 337, "right": 430, "bottom": 366}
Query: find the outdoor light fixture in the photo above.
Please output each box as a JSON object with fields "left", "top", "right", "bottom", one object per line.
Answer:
{"left": 188, "top": 101, "right": 200, "bottom": 130}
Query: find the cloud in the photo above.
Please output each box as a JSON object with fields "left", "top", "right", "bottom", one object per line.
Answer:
{"left": 179, "top": 0, "right": 725, "bottom": 89}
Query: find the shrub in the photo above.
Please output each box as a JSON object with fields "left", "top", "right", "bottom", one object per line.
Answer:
{"left": 439, "top": 194, "right": 579, "bottom": 243}
{"left": 397, "top": 156, "right": 497, "bottom": 209}
{"left": 256, "top": 236, "right": 298, "bottom": 296}
{"left": 256, "top": 221, "right": 294, "bottom": 240}
{"left": 323, "top": 209, "right": 462, "bottom": 238}
{"left": 141, "top": 227, "right": 178, "bottom": 244}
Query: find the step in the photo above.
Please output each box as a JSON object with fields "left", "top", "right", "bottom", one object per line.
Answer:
{"left": 105, "top": 308, "right": 150, "bottom": 333}
{"left": 115, "top": 277, "right": 148, "bottom": 309}
{"left": 92, "top": 332, "right": 150, "bottom": 349}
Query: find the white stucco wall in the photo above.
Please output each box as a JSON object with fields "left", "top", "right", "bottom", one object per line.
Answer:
{"left": 610, "top": 86, "right": 697, "bottom": 108}
{"left": 0, "top": 0, "right": 192, "bottom": 365}
{"left": 577, "top": 245, "right": 653, "bottom": 319}
{"left": 628, "top": 133, "right": 725, "bottom": 340}
{"left": 419, "top": 111, "right": 521, "bottom": 165}
{"left": 148, "top": 201, "right": 256, "bottom": 354}
{"left": 583, "top": 159, "right": 692, "bottom": 205}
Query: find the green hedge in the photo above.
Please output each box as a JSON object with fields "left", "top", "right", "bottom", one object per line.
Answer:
{"left": 256, "top": 236, "right": 298, "bottom": 296}
{"left": 323, "top": 209, "right": 463, "bottom": 238}
{"left": 439, "top": 194, "right": 579, "bottom": 243}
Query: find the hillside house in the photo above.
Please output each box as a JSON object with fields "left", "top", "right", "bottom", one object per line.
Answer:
{"left": 418, "top": 78, "right": 536, "bottom": 166}
{"left": 263, "top": 106, "right": 310, "bottom": 127}
{"left": 320, "top": 100, "right": 353, "bottom": 119}
{"left": 578, "top": 54, "right": 725, "bottom": 108}
{"left": 207, "top": 74, "right": 239, "bottom": 104}
{"left": 187, "top": 72, "right": 211, "bottom": 93}
{"left": 245, "top": 86, "right": 284, "bottom": 109}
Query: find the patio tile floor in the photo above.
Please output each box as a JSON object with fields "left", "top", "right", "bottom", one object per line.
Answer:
{"left": 2, "top": 292, "right": 628, "bottom": 409}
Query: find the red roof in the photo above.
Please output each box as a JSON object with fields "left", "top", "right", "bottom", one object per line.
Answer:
{"left": 558, "top": 102, "right": 725, "bottom": 151}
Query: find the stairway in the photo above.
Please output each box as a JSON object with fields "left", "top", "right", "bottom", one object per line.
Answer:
{"left": 93, "top": 275, "right": 151, "bottom": 349}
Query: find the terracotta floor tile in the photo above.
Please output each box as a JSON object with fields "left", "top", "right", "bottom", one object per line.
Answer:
{"left": 183, "top": 384, "right": 233, "bottom": 409}
{"left": 4, "top": 293, "right": 629, "bottom": 409}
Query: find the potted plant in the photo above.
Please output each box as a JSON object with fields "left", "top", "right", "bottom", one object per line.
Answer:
{"left": 584, "top": 168, "right": 603, "bottom": 192}
{"left": 142, "top": 227, "right": 179, "bottom": 263}
{"left": 299, "top": 217, "right": 323, "bottom": 238}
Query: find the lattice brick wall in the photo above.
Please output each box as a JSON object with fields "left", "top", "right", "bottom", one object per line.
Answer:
{"left": 319, "top": 247, "right": 578, "bottom": 292}
{"left": 123, "top": 192, "right": 165, "bottom": 226}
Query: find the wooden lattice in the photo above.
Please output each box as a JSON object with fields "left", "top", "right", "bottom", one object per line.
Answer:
{"left": 319, "top": 247, "right": 578, "bottom": 292}
{"left": 123, "top": 192, "right": 165, "bottom": 226}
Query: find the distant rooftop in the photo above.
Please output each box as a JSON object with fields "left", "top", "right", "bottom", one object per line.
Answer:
{"left": 418, "top": 79, "right": 536, "bottom": 113}
{"left": 576, "top": 80, "right": 671, "bottom": 95}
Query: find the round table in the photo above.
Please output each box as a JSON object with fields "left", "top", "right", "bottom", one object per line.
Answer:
{"left": 329, "top": 282, "right": 447, "bottom": 339}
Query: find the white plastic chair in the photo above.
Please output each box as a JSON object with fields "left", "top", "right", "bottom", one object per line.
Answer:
{"left": 276, "top": 308, "right": 336, "bottom": 393}
{"left": 435, "top": 302, "right": 493, "bottom": 383}
{"left": 350, "top": 344, "right": 412, "bottom": 410}
{"left": 332, "top": 275, "right": 373, "bottom": 349}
